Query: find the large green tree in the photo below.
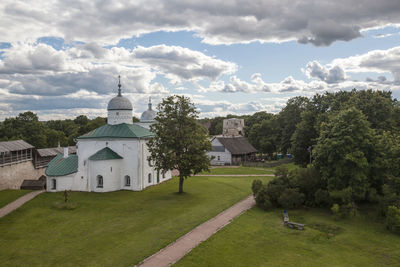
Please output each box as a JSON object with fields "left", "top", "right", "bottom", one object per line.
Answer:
{"left": 147, "top": 95, "right": 211, "bottom": 193}
{"left": 314, "top": 108, "right": 378, "bottom": 201}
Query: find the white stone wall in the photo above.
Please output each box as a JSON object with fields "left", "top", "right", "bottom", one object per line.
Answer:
{"left": 107, "top": 110, "right": 133, "bottom": 125}
{"left": 208, "top": 138, "right": 232, "bottom": 165}
{"left": 0, "top": 161, "right": 45, "bottom": 190}
{"left": 47, "top": 174, "right": 75, "bottom": 192}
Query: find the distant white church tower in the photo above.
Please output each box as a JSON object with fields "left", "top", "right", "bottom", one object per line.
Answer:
{"left": 107, "top": 76, "right": 133, "bottom": 125}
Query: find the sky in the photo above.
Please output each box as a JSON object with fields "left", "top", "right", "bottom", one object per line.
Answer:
{"left": 0, "top": 0, "right": 400, "bottom": 120}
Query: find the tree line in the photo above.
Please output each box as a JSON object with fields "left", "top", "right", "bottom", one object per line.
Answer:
{"left": 249, "top": 89, "right": 400, "bottom": 234}
{"left": 0, "top": 112, "right": 139, "bottom": 148}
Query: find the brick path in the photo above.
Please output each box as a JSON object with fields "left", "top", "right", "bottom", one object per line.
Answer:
{"left": 137, "top": 195, "right": 256, "bottom": 267}
{"left": 194, "top": 174, "right": 274, "bottom": 176}
{"left": 0, "top": 190, "right": 44, "bottom": 218}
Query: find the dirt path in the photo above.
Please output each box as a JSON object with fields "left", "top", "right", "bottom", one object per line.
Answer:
{"left": 137, "top": 195, "right": 256, "bottom": 267}
{"left": 194, "top": 174, "right": 274, "bottom": 176}
{"left": 0, "top": 190, "right": 44, "bottom": 218}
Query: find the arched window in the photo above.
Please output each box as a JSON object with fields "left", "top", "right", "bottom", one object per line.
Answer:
{"left": 97, "top": 175, "right": 103, "bottom": 188}
{"left": 148, "top": 173, "right": 152, "bottom": 183}
{"left": 125, "top": 175, "right": 131, "bottom": 186}
{"left": 162, "top": 172, "right": 165, "bottom": 179}
{"left": 51, "top": 179, "right": 56, "bottom": 190}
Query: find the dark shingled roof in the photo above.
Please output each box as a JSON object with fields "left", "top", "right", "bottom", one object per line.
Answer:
{"left": 77, "top": 123, "right": 154, "bottom": 139}
{"left": 45, "top": 154, "right": 78, "bottom": 177}
{"left": 89, "top": 147, "right": 123, "bottom": 161}
{"left": 216, "top": 137, "right": 257, "bottom": 155}
{"left": 20, "top": 179, "right": 46, "bottom": 190}
{"left": 36, "top": 146, "right": 76, "bottom": 157}
{"left": 0, "top": 140, "right": 34, "bottom": 153}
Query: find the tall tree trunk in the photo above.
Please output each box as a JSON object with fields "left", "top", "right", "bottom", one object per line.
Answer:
{"left": 179, "top": 174, "right": 184, "bottom": 194}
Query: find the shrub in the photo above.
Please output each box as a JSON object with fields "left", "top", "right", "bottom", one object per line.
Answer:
{"left": 386, "top": 206, "right": 400, "bottom": 234}
{"left": 277, "top": 188, "right": 304, "bottom": 209}
{"left": 314, "top": 189, "right": 332, "bottom": 207}
{"left": 265, "top": 180, "right": 288, "bottom": 206}
{"left": 255, "top": 186, "right": 272, "bottom": 210}
{"left": 291, "top": 167, "right": 321, "bottom": 204}
{"left": 252, "top": 179, "right": 263, "bottom": 196}
{"left": 329, "top": 187, "right": 352, "bottom": 205}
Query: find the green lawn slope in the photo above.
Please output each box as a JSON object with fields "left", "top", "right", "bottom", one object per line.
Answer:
{"left": 0, "top": 176, "right": 271, "bottom": 266}
{"left": 175, "top": 207, "right": 400, "bottom": 266}
{"left": 0, "top": 190, "right": 33, "bottom": 209}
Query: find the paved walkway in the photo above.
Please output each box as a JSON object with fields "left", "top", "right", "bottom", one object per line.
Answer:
{"left": 138, "top": 195, "right": 256, "bottom": 267}
{"left": 194, "top": 174, "right": 274, "bottom": 176}
{"left": 0, "top": 190, "right": 44, "bottom": 218}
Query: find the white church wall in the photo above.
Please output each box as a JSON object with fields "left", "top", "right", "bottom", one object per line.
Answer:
{"left": 47, "top": 174, "right": 75, "bottom": 192}
{"left": 107, "top": 110, "right": 132, "bottom": 125}
{"left": 90, "top": 160, "right": 122, "bottom": 192}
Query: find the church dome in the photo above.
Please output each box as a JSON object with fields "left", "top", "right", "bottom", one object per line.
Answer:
{"left": 140, "top": 98, "right": 156, "bottom": 122}
{"left": 107, "top": 95, "right": 133, "bottom": 110}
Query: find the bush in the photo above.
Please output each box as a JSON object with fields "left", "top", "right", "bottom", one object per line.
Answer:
{"left": 265, "top": 180, "right": 288, "bottom": 206}
{"left": 255, "top": 186, "right": 272, "bottom": 210}
{"left": 252, "top": 179, "right": 263, "bottom": 196}
{"left": 315, "top": 189, "right": 332, "bottom": 207}
{"left": 329, "top": 188, "right": 352, "bottom": 205}
{"left": 277, "top": 188, "right": 304, "bottom": 209}
{"left": 386, "top": 206, "right": 400, "bottom": 234}
{"left": 291, "top": 167, "right": 321, "bottom": 204}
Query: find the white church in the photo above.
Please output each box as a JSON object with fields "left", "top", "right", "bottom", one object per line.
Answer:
{"left": 45, "top": 79, "right": 172, "bottom": 192}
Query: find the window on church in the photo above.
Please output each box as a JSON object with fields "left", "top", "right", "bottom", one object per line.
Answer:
{"left": 51, "top": 179, "right": 56, "bottom": 190}
{"left": 125, "top": 175, "right": 131, "bottom": 186}
{"left": 148, "top": 173, "right": 152, "bottom": 183}
{"left": 97, "top": 175, "right": 103, "bottom": 188}
{"left": 218, "top": 156, "right": 220, "bottom": 160}
{"left": 162, "top": 172, "right": 165, "bottom": 179}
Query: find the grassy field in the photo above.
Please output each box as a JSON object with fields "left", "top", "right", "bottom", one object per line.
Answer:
{"left": 199, "top": 163, "right": 298, "bottom": 175}
{"left": 199, "top": 166, "right": 274, "bottom": 175}
{"left": 0, "top": 176, "right": 272, "bottom": 266}
{"left": 175, "top": 207, "right": 400, "bottom": 266}
{"left": 0, "top": 189, "right": 33, "bottom": 208}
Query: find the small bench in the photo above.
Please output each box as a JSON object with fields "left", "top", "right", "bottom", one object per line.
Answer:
{"left": 282, "top": 210, "right": 304, "bottom": 230}
{"left": 286, "top": 221, "right": 305, "bottom": 230}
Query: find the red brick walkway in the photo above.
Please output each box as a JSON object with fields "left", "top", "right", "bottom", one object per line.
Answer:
{"left": 137, "top": 195, "right": 255, "bottom": 267}
{"left": 0, "top": 190, "right": 44, "bottom": 218}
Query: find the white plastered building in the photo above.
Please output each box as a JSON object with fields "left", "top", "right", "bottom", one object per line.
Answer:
{"left": 45, "top": 80, "right": 171, "bottom": 192}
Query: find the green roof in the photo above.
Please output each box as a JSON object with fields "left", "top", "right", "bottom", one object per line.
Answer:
{"left": 88, "top": 147, "right": 123, "bottom": 161}
{"left": 77, "top": 123, "right": 154, "bottom": 139}
{"left": 45, "top": 154, "right": 78, "bottom": 177}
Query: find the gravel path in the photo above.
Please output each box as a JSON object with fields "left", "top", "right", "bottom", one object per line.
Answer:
{"left": 137, "top": 195, "right": 256, "bottom": 267}
{"left": 0, "top": 190, "right": 44, "bottom": 218}
{"left": 194, "top": 174, "right": 274, "bottom": 176}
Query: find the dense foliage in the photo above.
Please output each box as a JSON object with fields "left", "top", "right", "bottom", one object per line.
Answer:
{"left": 0, "top": 112, "right": 139, "bottom": 148}
{"left": 147, "top": 95, "right": 211, "bottom": 193}
{"left": 250, "top": 89, "right": 400, "bottom": 234}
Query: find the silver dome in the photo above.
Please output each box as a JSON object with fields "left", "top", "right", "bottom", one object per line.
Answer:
{"left": 140, "top": 109, "right": 156, "bottom": 121}
{"left": 140, "top": 98, "right": 156, "bottom": 122}
{"left": 107, "top": 95, "right": 133, "bottom": 110}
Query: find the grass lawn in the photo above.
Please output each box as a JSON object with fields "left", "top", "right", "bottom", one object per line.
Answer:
{"left": 199, "top": 166, "right": 275, "bottom": 175}
{"left": 199, "top": 163, "right": 298, "bottom": 175}
{"left": 175, "top": 207, "right": 400, "bottom": 266}
{"left": 0, "top": 176, "right": 272, "bottom": 266}
{"left": 0, "top": 190, "right": 33, "bottom": 209}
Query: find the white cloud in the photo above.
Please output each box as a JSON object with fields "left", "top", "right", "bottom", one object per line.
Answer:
{"left": 1, "top": 1, "right": 400, "bottom": 46}
{"left": 304, "top": 61, "right": 346, "bottom": 83}
{"left": 132, "top": 45, "right": 237, "bottom": 84}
